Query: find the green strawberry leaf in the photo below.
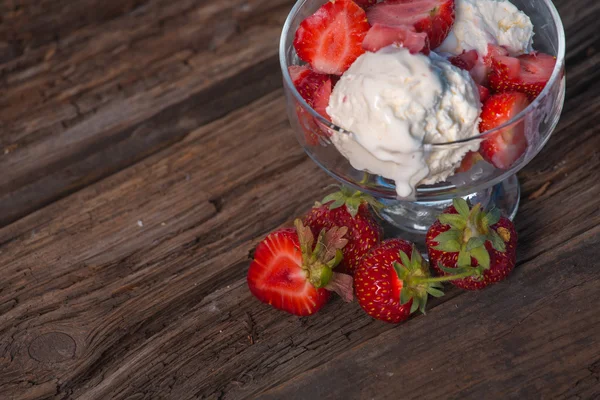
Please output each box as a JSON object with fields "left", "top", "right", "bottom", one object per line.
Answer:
{"left": 466, "top": 236, "right": 486, "bottom": 251}
{"left": 400, "top": 288, "right": 412, "bottom": 305}
{"left": 410, "top": 297, "right": 420, "bottom": 314}
{"left": 426, "top": 287, "right": 444, "bottom": 298}
{"left": 457, "top": 250, "right": 471, "bottom": 267}
{"left": 489, "top": 230, "right": 507, "bottom": 252}
{"left": 438, "top": 214, "right": 467, "bottom": 230}
{"left": 484, "top": 207, "right": 501, "bottom": 226}
{"left": 453, "top": 198, "right": 470, "bottom": 218}
{"left": 399, "top": 250, "right": 412, "bottom": 270}
{"left": 471, "top": 246, "right": 491, "bottom": 270}
{"left": 433, "top": 240, "right": 461, "bottom": 252}
{"left": 433, "top": 230, "right": 461, "bottom": 244}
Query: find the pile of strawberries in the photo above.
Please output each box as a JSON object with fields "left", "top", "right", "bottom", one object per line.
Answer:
{"left": 247, "top": 187, "right": 517, "bottom": 323}
{"left": 290, "top": 0, "right": 557, "bottom": 170}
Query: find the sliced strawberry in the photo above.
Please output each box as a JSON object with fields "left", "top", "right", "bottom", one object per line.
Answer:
{"left": 354, "top": 0, "right": 377, "bottom": 10}
{"left": 489, "top": 52, "right": 556, "bottom": 100}
{"left": 449, "top": 49, "right": 478, "bottom": 71}
{"left": 367, "top": 0, "right": 455, "bottom": 49}
{"left": 483, "top": 44, "right": 509, "bottom": 66}
{"left": 479, "top": 92, "right": 530, "bottom": 169}
{"left": 294, "top": 0, "right": 370, "bottom": 75}
{"left": 455, "top": 151, "right": 484, "bottom": 173}
{"left": 469, "top": 44, "right": 509, "bottom": 85}
{"left": 289, "top": 65, "right": 332, "bottom": 146}
{"left": 248, "top": 228, "right": 330, "bottom": 316}
{"left": 362, "top": 23, "right": 430, "bottom": 54}
{"left": 477, "top": 84, "right": 490, "bottom": 102}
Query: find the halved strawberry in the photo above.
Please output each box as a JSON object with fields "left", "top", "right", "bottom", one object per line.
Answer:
{"left": 354, "top": 0, "right": 377, "bottom": 10}
{"left": 489, "top": 52, "right": 556, "bottom": 100}
{"left": 477, "top": 84, "right": 490, "bottom": 102}
{"left": 294, "top": 0, "right": 370, "bottom": 75}
{"left": 449, "top": 49, "right": 478, "bottom": 71}
{"left": 479, "top": 92, "right": 530, "bottom": 169}
{"left": 367, "top": 0, "right": 455, "bottom": 49}
{"left": 455, "top": 151, "right": 484, "bottom": 173}
{"left": 247, "top": 220, "right": 353, "bottom": 316}
{"left": 362, "top": 23, "right": 430, "bottom": 54}
{"left": 289, "top": 65, "right": 332, "bottom": 146}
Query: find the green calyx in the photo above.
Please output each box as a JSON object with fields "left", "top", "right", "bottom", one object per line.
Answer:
{"left": 393, "top": 246, "right": 444, "bottom": 315}
{"left": 294, "top": 219, "right": 348, "bottom": 289}
{"left": 321, "top": 185, "right": 382, "bottom": 218}
{"left": 433, "top": 198, "right": 507, "bottom": 272}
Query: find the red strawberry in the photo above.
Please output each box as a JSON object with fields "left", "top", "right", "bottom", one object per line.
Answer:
{"left": 303, "top": 187, "right": 383, "bottom": 275}
{"left": 449, "top": 49, "right": 478, "bottom": 71}
{"left": 469, "top": 44, "right": 508, "bottom": 85}
{"left": 248, "top": 220, "right": 353, "bottom": 316}
{"left": 455, "top": 151, "right": 484, "bottom": 173}
{"left": 294, "top": 0, "right": 370, "bottom": 75}
{"left": 289, "top": 65, "right": 332, "bottom": 146}
{"left": 479, "top": 92, "right": 530, "bottom": 169}
{"left": 355, "top": 239, "right": 444, "bottom": 323}
{"left": 367, "top": 0, "right": 455, "bottom": 49}
{"left": 362, "top": 23, "right": 430, "bottom": 54}
{"left": 489, "top": 52, "right": 556, "bottom": 100}
{"left": 477, "top": 84, "right": 490, "bottom": 102}
{"left": 354, "top": 0, "right": 377, "bottom": 9}
{"left": 426, "top": 199, "right": 517, "bottom": 290}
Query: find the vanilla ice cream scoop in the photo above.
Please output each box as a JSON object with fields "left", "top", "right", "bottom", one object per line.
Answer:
{"left": 326, "top": 47, "right": 481, "bottom": 198}
{"left": 437, "top": 0, "right": 534, "bottom": 56}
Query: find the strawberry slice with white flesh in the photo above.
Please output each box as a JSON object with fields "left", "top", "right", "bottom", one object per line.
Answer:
{"left": 294, "top": 0, "right": 371, "bottom": 75}
{"left": 247, "top": 220, "right": 353, "bottom": 316}
{"left": 289, "top": 65, "right": 332, "bottom": 146}
{"left": 362, "top": 23, "right": 430, "bottom": 54}
{"left": 489, "top": 52, "right": 556, "bottom": 100}
{"left": 366, "top": 0, "right": 455, "bottom": 50}
{"left": 469, "top": 44, "right": 509, "bottom": 85}
{"left": 479, "top": 92, "right": 531, "bottom": 169}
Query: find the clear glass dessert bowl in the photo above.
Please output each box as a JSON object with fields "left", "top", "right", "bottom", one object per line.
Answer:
{"left": 280, "top": 0, "right": 566, "bottom": 245}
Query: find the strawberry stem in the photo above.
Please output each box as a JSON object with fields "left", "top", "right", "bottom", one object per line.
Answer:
{"left": 412, "top": 269, "right": 478, "bottom": 284}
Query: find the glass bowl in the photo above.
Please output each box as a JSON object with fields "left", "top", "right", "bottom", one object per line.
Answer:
{"left": 280, "top": 0, "right": 566, "bottom": 244}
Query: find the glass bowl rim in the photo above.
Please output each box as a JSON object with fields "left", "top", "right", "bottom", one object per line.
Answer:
{"left": 279, "top": 0, "right": 566, "bottom": 148}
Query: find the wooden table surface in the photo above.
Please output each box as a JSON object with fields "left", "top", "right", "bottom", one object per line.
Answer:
{"left": 1, "top": 0, "right": 599, "bottom": 399}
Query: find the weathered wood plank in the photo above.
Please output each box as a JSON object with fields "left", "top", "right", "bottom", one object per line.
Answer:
{"left": 0, "top": 0, "right": 295, "bottom": 227}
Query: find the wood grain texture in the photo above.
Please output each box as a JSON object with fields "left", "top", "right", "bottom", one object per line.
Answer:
{"left": 0, "top": 0, "right": 598, "bottom": 399}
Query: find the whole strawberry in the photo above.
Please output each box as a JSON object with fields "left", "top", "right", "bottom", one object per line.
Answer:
{"left": 355, "top": 239, "right": 444, "bottom": 323}
{"left": 303, "top": 187, "right": 383, "bottom": 275}
{"left": 426, "top": 198, "right": 518, "bottom": 290}
{"left": 247, "top": 220, "right": 353, "bottom": 316}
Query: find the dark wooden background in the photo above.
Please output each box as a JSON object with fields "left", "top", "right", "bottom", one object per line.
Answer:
{"left": 0, "top": 0, "right": 598, "bottom": 399}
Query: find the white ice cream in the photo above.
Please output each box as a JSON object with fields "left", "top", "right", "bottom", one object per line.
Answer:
{"left": 437, "top": 0, "right": 534, "bottom": 56}
{"left": 326, "top": 47, "right": 481, "bottom": 198}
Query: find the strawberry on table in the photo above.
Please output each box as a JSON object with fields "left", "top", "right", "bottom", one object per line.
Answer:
{"left": 294, "top": 0, "right": 370, "bottom": 75}
{"left": 303, "top": 187, "right": 383, "bottom": 275}
{"left": 362, "top": 23, "right": 430, "bottom": 54}
{"left": 366, "top": 0, "right": 455, "bottom": 50}
{"left": 489, "top": 52, "right": 557, "bottom": 100}
{"left": 355, "top": 239, "right": 444, "bottom": 323}
{"left": 479, "top": 92, "right": 530, "bottom": 169}
{"left": 247, "top": 220, "right": 353, "bottom": 316}
{"left": 289, "top": 65, "right": 332, "bottom": 146}
{"left": 426, "top": 198, "right": 517, "bottom": 290}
